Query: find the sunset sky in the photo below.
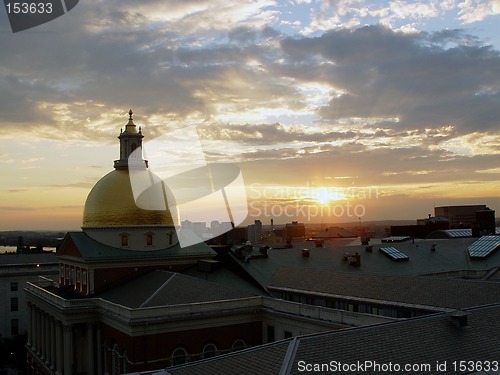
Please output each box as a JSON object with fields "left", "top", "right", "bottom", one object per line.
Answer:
{"left": 1, "top": 0, "right": 499, "bottom": 230}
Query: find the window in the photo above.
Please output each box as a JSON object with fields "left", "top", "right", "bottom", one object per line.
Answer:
{"left": 112, "top": 344, "right": 120, "bottom": 375}
{"left": 202, "top": 343, "right": 218, "bottom": 359}
{"left": 267, "top": 325, "right": 275, "bottom": 342}
{"left": 122, "top": 351, "right": 128, "bottom": 374}
{"left": 284, "top": 331, "right": 293, "bottom": 339}
{"left": 232, "top": 339, "right": 246, "bottom": 352}
{"left": 10, "top": 282, "right": 18, "bottom": 292}
{"left": 11, "top": 319, "right": 19, "bottom": 336}
{"left": 82, "top": 270, "right": 87, "bottom": 285}
{"left": 77, "top": 269, "right": 81, "bottom": 283}
{"left": 11, "top": 297, "right": 18, "bottom": 312}
{"left": 146, "top": 233, "right": 153, "bottom": 246}
{"left": 172, "top": 347, "right": 188, "bottom": 366}
{"left": 168, "top": 232, "right": 173, "bottom": 245}
{"left": 121, "top": 234, "right": 128, "bottom": 247}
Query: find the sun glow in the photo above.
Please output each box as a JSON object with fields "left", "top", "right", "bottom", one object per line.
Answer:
{"left": 312, "top": 187, "right": 346, "bottom": 205}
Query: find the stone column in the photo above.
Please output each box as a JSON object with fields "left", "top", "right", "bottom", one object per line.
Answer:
{"left": 96, "top": 323, "right": 103, "bottom": 375}
{"left": 31, "top": 306, "right": 37, "bottom": 352}
{"left": 27, "top": 303, "right": 32, "bottom": 347}
{"left": 36, "top": 308, "right": 42, "bottom": 355}
{"left": 45, "top": 313, "right": 50, "bottom": 365}
{"left": 63, "top": 324, "right": 73, "bottom": 375}
{"left": 50, "top": 318, "right": 56, "bottom": 370}
{"left": 55, "top": 321, "right": 63, "bottom": 375}
{"left": 87, "top": 323, "right": 95, "bottom": 375}
{"left": 40, "top": 311, "right": 46, "bottom": 360}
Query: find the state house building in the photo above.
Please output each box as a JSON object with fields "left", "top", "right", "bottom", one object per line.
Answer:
{"left": 25, "top": 111, "right": 500, "bottom": 375}
{"left": 24, "top": 112, "right": 351, "bottom": 375}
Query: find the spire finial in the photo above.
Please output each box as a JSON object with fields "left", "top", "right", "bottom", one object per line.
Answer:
{"left": 126, "top": 109, "right": 135, "bottom": 126}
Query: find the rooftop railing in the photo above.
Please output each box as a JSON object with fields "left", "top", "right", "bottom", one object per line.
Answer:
{"left": 26, "top": 281, "right": 397, "bottom": 327}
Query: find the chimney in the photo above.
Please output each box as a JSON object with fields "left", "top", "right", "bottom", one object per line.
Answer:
{"left": 450, "top": 310, "right": 469, "bottom": 328}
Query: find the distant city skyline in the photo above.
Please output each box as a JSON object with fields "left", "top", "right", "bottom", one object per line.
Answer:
{"left": 1, "top": 0, "right": 499, "bottom": 230}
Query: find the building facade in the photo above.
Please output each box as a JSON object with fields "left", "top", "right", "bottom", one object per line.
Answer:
{"left": 435, "top": 205, "right": 487, "bottom": 228}
{"left": 0, "top": 253, "right": 58, "bottom": 338}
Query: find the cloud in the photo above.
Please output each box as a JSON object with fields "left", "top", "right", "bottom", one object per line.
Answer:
{"left": 458, "top": 0, "right": 500, "bottom": 23}
{"left": 240, "top": 140, "right": 500, "bottom": 188}
{"left": 0, "top": 3, "right": 498, "bottom": 200}
{"left": 280, "top": 25, "right": 500, "bottom": 134}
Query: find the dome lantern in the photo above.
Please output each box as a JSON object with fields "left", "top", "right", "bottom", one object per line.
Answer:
{"left": 114, "top": 109, "right": 148, "bottom": 169}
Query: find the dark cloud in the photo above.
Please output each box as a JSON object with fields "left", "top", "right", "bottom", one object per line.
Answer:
{"left": 199, "top": 123, "right": 357, "bottom": 145}
{"left": 0, "top": 4, "right": 498, "bottom": 195}
{"left": 280, "top": 25, "right": 500, "bottom": 133}
{"left": 240, "top": 142, "right": 500, "bottom": 186}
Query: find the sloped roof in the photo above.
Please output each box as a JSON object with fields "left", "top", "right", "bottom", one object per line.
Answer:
{"left": 97, "top": 270, "right": 256, "bottom": 308}
{"left": 268, "top": 268, "right": 500, "bottom": 310}
{"left": 58, "top": 232, "right": 215, "bottom": 261}
{"left": 163, "top": 340, "right": 291, "bottom": 375}
{"left": 289, "top": 305, "right": 500, "bottom": 375}
{"left": 162, "top": 304, "right": 500, "bottom": 375}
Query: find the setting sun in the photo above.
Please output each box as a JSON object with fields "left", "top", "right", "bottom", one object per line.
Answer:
{"left": 313, "top": 187, "right": 345, "bottom": 205}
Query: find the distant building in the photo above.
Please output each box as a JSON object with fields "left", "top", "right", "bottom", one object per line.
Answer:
{"left": 312, "top": 226, "right": 357, "bottom": 239}
{"left": 391, "top": 215, "right": 449, "bottom": 238}
{"left": 285, "top": 221, "right": 305, "bottom": 239}
{"left": 247, "top": 220, "right": 262, "bottom": 244}
{"left": 225, "top": 226, "right": 248, "bottom": 244}
{"left": 181, "top": 220, "right": 207, "bottom": 238}
{"left": 475, "top": 207, "right": 496, "bottom": 235}
{"left": 0, "top": 253, "right": 58, "bottom": 338}
{"left": 435, "top": 205, "right": 487, "bottom": 228}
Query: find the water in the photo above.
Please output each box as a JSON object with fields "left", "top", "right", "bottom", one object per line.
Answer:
{"left": 0, "top": 246, "right": 56, "bottom": 254}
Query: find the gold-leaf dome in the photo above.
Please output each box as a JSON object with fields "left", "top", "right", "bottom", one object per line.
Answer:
{"left": 83, "top": 169, "right": 178, "bottom": 227}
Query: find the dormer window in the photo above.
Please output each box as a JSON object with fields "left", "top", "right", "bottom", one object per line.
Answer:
{"left": 121, "top": 234, "right": 129, "bottom": 247}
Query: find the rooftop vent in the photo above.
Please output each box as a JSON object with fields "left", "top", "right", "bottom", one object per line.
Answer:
{"left": 450, "top": 310, "right": 469, "bottom": 328}
{"left": 197, "top": 260, "right": 221, "bottom": 273}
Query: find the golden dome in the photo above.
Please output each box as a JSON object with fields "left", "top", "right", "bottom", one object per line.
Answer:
{"left": 83, "top": 169, "right": 178, "bottom": 227}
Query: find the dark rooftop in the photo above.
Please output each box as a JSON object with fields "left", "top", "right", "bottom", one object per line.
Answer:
{"left": 159, "top": 304, "right": 500, "bottom": 375}
{"left": 234, "top": 237, "right": 500, "bottom": 287}
{"left": 97, "top": 270, "right": 256, "bottom": 308}
{"left": 268, "top": 268, "right": 500, "bottom": 310}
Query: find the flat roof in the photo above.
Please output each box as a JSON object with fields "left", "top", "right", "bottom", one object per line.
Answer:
{"left": 234, "top": 237, "right": 500, "bottom": 287}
